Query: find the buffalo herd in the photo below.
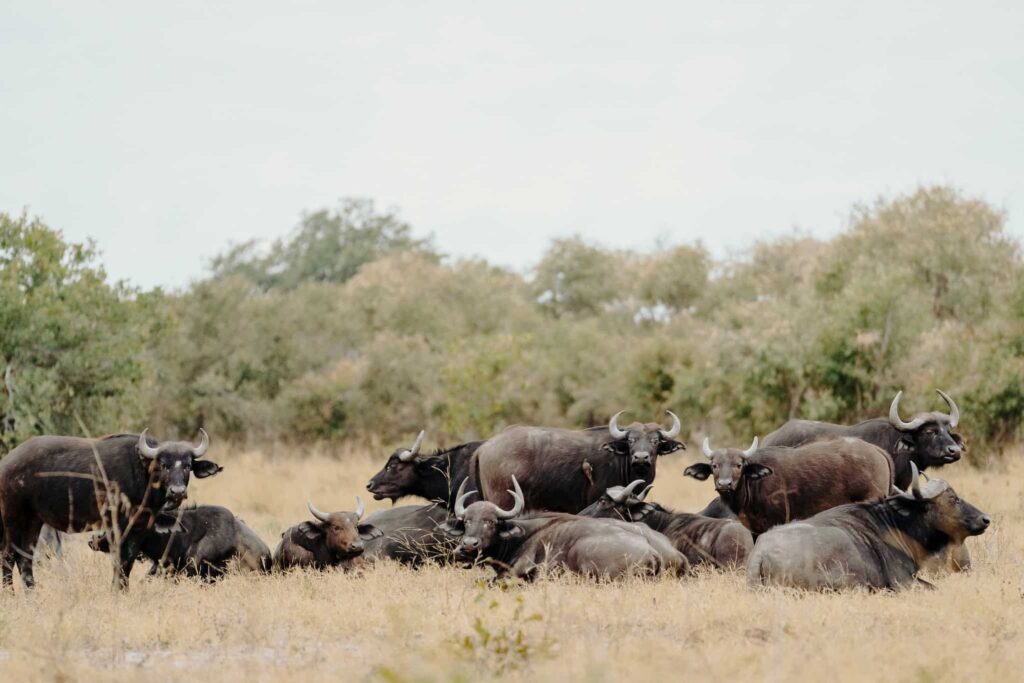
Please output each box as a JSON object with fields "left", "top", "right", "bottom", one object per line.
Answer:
{"left": 0, "top": 390, "right": 990, "bottom": 592}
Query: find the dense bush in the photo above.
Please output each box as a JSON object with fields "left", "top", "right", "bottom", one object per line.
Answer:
{"left": 3, "top": 186, "right": 1022, "bottom": 457}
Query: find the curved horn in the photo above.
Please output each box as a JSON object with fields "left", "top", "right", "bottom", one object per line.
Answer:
{"left": 496, "top": 475, "right": 525, "bottom": 520}
{"left": 609, "top": 411, "right": 629, "bottom": 440}
{"left": 191, "top": 428, "right": 209, "bottom": 458}
{"left": 138, "top": 429, "right": 160, "bottom": 460}
{"left": 398, "top": 430, "right": 426, "bottom": 462}
{"left": 660, "top": 410, "right": 682, "bottom": 439}
{"left": 637, "top": 483, "right": 654, "bottom": 502}
{"left": 354, "top": 496, "right": 364, "bottom": 521}
{"left": 889, "top": 391, "right": 928, "bottom": 431}
{"left": 742, "top": 436, "right": 759, "bottom": 458}
{"left": 610, "top": 479, "right": 647, "bottom": 504}
{"left": 453, "top": 478, "right": 477, "bottom": 519}
{"left": 307, "top": 501, "right": 331, "bottom": 523}
{"left": 702, "top": 437, "right": 713, "bottom": 459}
{"left": 936, "top": 390, "right": 960, "bottom": 429}
{"left": 908, "top": 462, "right": 923, "bottom": 500}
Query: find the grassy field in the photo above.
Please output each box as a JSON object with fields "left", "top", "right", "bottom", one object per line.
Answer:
{"left": 0, "top": 444, "right": 1021, "bottom": 683}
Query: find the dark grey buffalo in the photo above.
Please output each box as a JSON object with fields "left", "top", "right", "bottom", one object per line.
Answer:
{"left": 365, "top": 431, "right": 485, "bottom": 510}
{"left": 747, "top": 464, "right": 990, "bottom": 591}
{"left": 578, "top": 481, "right": 753, "bottom": 568}
{"left": 684, "top": 436, "right": 893, "bottom": 535}
{"left": 88, "top": 504, "right": 271, "bottom": 580}
{"left": 763, "top": 390, "right": 965, "bottom": 490}
{"left": 0, "top": 430, "right": 222, "bottom": 589}
{"left": 474, "top": 411, "right": 685, "bottom": 513}
{"left": 274, "top": 498, "right": 382, "bottom": 571}
{"left": 439, "top": 477, "right": 686, "bottom": 580}
{"left": 361, "top": 504, "right": 458, "bottom": 566}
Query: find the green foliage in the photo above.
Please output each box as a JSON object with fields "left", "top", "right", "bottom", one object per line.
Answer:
{"left": 451, "top": 588, "right": 554, "bottom": 675}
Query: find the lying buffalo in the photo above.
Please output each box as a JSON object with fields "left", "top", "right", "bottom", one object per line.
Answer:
{"left": 747, "top": 463, "right": 990, "bottom": 590}
{"left": 366, "top": 431, "right": 485, "bottom": 510}
{"left": 0, "top": 430, "right": 222, "bottom": 589}
{"left": 274, "top": 498, "right": 381, "bottom": 571}
{"left": 440, "top": 477, "right": 686, "bottom": 580}
{"left": 474, "top": 411, "right": 685, "bottom": 513}
{"left": 763, "top": 390, "right": 965, "bottom": 490}
{"left": 684, "top": 436, "right": 893, "bottom": 535}
{"left": 89, "top": 505, "right": 271, "bottom": 579}
{"left": 361, "top": 504, "right": 458, "bottom": 566}
{"left": 579, "top": 481, "right": 753, "bottom": 568}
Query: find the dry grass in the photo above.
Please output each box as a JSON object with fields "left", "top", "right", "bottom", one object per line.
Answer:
{"left": 1, "top": 445, "right": 1022, "bottom": 683}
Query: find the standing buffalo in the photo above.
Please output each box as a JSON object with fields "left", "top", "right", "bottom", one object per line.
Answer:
{"left": 0, "top": 430, "right": 222, "bottom": 589}
{"left": 579, "top": 481, "right": 753, "bottom": 568}
{"left": 274, "top": 498, "right": 381, "bottom": 571}
{"left": 474, "top": 411, "right": 685, "bottom": 513}
{"left": 440, "top": 477, "right": 687, "bottom": 580}
{"left": 684, "top": 436, "right": 893, "bottom": 535}
{"left": 88, "top": 504, "right": 271, "bottom": 580}
{"left": 763, "top": 390, "right": 965, "bottom": 489}
{"left": 747, "top": 463, "right": 990, "bottom": 591}
{"left": 361, "top": 504, "right": 458, "bottom": 566}
{"left": 366, "top": 431, "right": 485, "bottom": 510}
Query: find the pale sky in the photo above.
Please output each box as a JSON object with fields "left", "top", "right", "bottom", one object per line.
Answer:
{"left": 2, "top": 1, "right": 1022, "bottom": 289}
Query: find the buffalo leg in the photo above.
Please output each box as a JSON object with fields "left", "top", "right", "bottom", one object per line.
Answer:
{"left": 9, "top": 518, "right": 43, "bottom": 589}
{"left": 113, "top": 535, "right": 144, "bottom": 591}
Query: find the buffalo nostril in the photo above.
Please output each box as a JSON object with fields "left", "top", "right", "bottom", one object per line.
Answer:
{"left": 981, "top": 515, "right": 991, "bottom": 526}
{"left": 365, "top": 482, "right": 373, "bottom": 490}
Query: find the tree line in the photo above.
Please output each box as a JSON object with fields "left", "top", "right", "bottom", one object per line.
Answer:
{"left": 2, "top": 187, "right": 1021, "bottom": 460}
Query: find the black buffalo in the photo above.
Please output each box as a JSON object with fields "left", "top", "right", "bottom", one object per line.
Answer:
{"left": 473, "top": 411, "right": 685, "bottom": 513}
{"left": 274, "top": 498, "right": 382, "bottom": 571}
{"left": 440, "top": 477, "right": 686, "bottom": 580}
{"left": 763, "top": 390, "right": 965, "bottom": 490}
{"left": 747, "top": 463, "right": 990, "bottom": 590}
{"left": 0, "top": 430, "right": 222, "bottom": 589}
{"left": 684, "top": 436, "right": 893, "bottom": 535}
{"left": 361, "top": 504, "right": 458, "bottom": 566}
{"left": 365, "top": 431, "right": 485, "bottom": 510}
{"left": 579, "top": 481, "right": 753, "bottom": 568}
{"left": 88, "top": 504, "right": 271, "bottom": 580}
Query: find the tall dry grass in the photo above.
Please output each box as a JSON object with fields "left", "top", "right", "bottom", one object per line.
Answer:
{"left": 0, "top": 445, "right": 1021, "bottom": 682}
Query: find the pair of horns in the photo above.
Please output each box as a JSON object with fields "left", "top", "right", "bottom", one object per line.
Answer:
{"left": 138, "top": 428, "right": 209, "bottom": 460}
{"left": 307, "top": 497, "right": 364, "bottom": 522}
{"left": 702, "top": 436, "right": 758, "bottom": 459}
{"left": 609, "top": 410, "right": 682, "bottom": 440}
{"left": 397, "top": 430, "right": 426, "bottom": 462}
{"left": 889, "top": 390, "right": 960, "bottom": 431}
{"left": 453, "top": 476, "right": 524, "bottom": 520}
{"left": 607, "top": 479, "right": 653, "bottom": 504}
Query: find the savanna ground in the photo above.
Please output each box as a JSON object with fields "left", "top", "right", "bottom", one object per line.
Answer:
{"left": 1, "top": 445, "right": 1021, "bottom": 683}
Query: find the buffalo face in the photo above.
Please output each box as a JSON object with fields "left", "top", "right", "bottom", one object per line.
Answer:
{"left": 137, "top": 429, "right": 223, "bottom": 510}
{"left": 684, "top": 437, "right": 770, "bottom": 497}
{"left": 366, "top": 431, "right": 426, "bottom": 501}
{"left": 889, "top": 464, "right": 990, "bottom": 542}
{"left": 441, "top": 477, "right": 525, "bottom": 564}
{"left": 307, "top": 498, "right": 380, "bottom": 558}
{"left": 889, "top": 390, "right": 965, "bottom": 469}
{"left": 604, "top": 411, "right": 686, "bottom": 471}
{"left": 578, "top": 480, "right": 654, "bottom": 522}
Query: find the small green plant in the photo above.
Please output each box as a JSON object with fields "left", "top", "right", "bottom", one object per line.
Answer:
{"left": 452, "top": 589, "right": 556, "bottom": 675}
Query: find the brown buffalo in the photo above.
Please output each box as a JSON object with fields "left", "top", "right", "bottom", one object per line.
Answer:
{"left": 439, "top": 477, "right": 687, "bottom": 580}
{"left": 274, "top": 498, "right": 382, "bottom": 571}
{"left": 474, "top": 411, "right": 685, "bottom": 513}
{"left": 578, "top": 480, "right": 753, "bottom": 568}
{"left": 747, "top": 463, "right": 990, "bottom": 590}
{"left": 683, "top": 436, "right": 893, "bottom": 534}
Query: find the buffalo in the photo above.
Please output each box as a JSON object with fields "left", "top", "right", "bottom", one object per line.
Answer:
{"left": 88, "top": 504, "right": 271, "bottom": 580}
{"left": 579, "top": 480, "right": 753, "bottom": 568}
{"left": 683, "top": 436, "right": 893, "bottom": 535}
{"left": 0, "top": 430, "right": 222, "bottom": 589}
{"left": 747, "top": 463, "right": 990, "bottom": 590}
{"left": 473, "top": 411, "right": 685, "bottom": 513}
{"left": 763, "top": 390, "right": 965, "bottom": 490}
{"left": 440, "top": 477, "right": 687, "bottom": 580}
{"left": 361, "top": 504, "right": 458, "bottom": 566}
{"left": 274, "top": 498, "right": 382, "bottom": 571}
{"left": 366, "top": 431, "right": 485, "bottom": 510}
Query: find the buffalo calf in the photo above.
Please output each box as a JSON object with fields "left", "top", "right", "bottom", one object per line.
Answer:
{"left": 274, "top": 498, "right": 381, "bottom": 571}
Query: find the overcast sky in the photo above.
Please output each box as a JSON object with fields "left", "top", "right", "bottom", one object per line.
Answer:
{"left": 2, "top": 1, "right": 1022, "bottom": 289}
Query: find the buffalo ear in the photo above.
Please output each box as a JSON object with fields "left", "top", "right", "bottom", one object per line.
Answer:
{"left": 658, "top": 440, "right": 685, "bottom": 455}
{"left": 438, "top": 521, "right": 464, "bottom": 537}
{"left": 602, "top": 441, "right": 630, "bottom": 456}
{"left": 951, "top": 432, "right": 967, "bottom": 450}
{"left": 358, "top": 523, "right": 383, "bottom": 541}
{"left": 886, "top": 496, "right": 918, "bottom": 517}
{"left": 683, "top": 463, "right": 713, "bottom": 481}
{"left": 192, "top": 460, "right": 224, "bottom": 478}
{"left": 498, "top": 523, "right": 525, "bottom": 541}
{"left": 743, "top": 463, "right": 773, "bottom": 480}
{"left": 895, "top": 437, "right": 915, "bottom": 454}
